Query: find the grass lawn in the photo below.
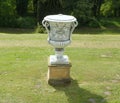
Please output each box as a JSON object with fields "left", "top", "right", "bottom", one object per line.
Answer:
{"left": 0, "top": 29, "right": 120, "bottom": 103}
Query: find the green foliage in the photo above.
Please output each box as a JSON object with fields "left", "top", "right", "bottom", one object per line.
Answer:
{"left": 35, "top": 24, "right": 46, "bottom": 33}
{"left": 0, "top": 16, "right": 17, "bottom": 28}
{"left": 100, "top": 18, "right": 120, "bottom": 28}
{"left": 101, "top": 0, "right": 113, "bottom": 17}
{"left": 62, "top": 0, "right": 76, "bottom": 14}
{"left": 101, "top": 0, "right": 120, "bottom": 17}
{"left": 0, "top": 0, "right": 17, "bottom": 27}
{"left": 88, "top": 18, "right": 101, "bottom": 28}
{"left": 0, "top": 0, "right": 120, "bottom": 28}
{"left": 16, "top": 0, "right": 29, "bottom": 16}
{"left": 0, "top": 16, "right": 36, "bottom": 28}
{"left": 72, "top": 0, "right": 92, "bottom": 25}
{"left": 36, "top": 0, "right": 63, "bottom": 22}
{"left": 0, "top": 0, "right": 16, "bottom": 16}
{"left": 16, "top": 17, "right": 36, "bottom": 28}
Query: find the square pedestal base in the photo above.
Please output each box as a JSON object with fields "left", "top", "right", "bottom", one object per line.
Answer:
{"left": 48, "top": 58, "right": 72, "bottom": 86}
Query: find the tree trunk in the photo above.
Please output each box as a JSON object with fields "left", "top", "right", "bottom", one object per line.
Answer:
{"left": 114, "top": 8, "right": 117, "bottom": 17}
{"left": 16, "top": 0, "right": 29, "bottom": 16}
{"left": 92, "top": 0, "right": 104, "bottom": 17}
{"left": 33, "top": 0, "right": 38, "bottom": 16}
{"left": 36, "top": 0, "right": 63, "bottom": 23}
{"left": 118, "top": 7, "right": 120, "bottom": 17}
{"left": 97, "top": 0, "right": 104, "bottom": 17}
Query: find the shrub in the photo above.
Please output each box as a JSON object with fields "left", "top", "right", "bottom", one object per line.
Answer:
{"left": 16, "top": 17, "right": 36, "bottom": 28}
{"left": 88, "top": 18, "right": 101, "bottom": 28}
{"left": 0, "top": 16, "right": 36, "bottom": 29}
{"left": 35, "top": 24, "right": 46, "bottom": 33}
{"left": 73, "top": 0, "right": 92, "bottom": 26}
{"left": 0, "top": 16, "right": 17, "bottom": 28}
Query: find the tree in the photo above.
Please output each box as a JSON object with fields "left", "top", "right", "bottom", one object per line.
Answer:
{"left": 71, "top": 0, "right": 93, "bottom": 25}
{"left": 36, "top": 0, "right": 63, "bottom": 23}
{"left": 16, "top": 0, "right": 29, "bottom": 16}
{"left": 101, "top": 0, "right": 120, "bottom": 17}
{"left": 112, "top": 0, "right": 120, "bottom": 17}
{"left": 33, "top": 0, "right": 38, "bottom": 16}
{"left": 91, "top": 0, "right": 104, "bottom": 17}
{"left": 0, "top": 0, "right": 16, "bottom": 27}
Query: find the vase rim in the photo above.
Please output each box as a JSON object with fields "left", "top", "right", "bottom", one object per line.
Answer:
{"left": 43, "top": 14, "right": 77, "bottom": 22}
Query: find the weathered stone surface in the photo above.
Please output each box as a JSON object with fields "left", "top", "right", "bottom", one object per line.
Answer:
{"left": 48, "top": 58, "right": 72, "bottom": 86}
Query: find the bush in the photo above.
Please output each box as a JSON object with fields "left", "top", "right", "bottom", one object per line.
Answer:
{"left": 35, "top": 24, "right": 46, "bottom": 33}
{"left": 100, "top": 18, "right": 120, "bottom": 27}
{"left": 0, "top": 16, "right": 17, "bottom": 28}
{"left": 0, "top": 16, "right": 36, "bottom": 29}
{"left": 16, "top": 17, "right": 36, "bottom": 28}
{"left": 88, "top": 18, "right": 101, "bottom": 28}
{"left": 73, "top": 0, "right": 92, "bottom": 26}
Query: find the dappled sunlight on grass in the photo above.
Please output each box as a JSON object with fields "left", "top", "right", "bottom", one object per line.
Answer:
{"left": 0, "top": 28, "right": 35, "bottom": 34}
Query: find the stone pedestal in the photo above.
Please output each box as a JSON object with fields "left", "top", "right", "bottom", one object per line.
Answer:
{"left": 48, "top": 58, "right": 72, "bottom": 86}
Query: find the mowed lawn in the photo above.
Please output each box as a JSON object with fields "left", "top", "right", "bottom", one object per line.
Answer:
{"left": 0, "top": 31, "right": 120, "bottom": 103}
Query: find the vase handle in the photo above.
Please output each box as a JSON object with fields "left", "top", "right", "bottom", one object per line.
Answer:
{"left": 42, "top": 20, "right": 50, "bottom": 33}
{"left": 74, "top": 21, "right": 78, "bottom": 27}
{"left": 71, "top": 21, "right": 78, "bottom": 34}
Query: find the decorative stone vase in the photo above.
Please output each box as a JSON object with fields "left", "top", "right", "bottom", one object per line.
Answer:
{"left": 42, "top": 14, "right": 78, "bottom": 65}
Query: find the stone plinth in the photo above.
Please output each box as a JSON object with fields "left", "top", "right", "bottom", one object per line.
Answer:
{"left": 48, "top": 58, "right": 72, "bottom": 86}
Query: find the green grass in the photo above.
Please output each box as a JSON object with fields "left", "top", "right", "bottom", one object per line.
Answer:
{"left": 0, "top": 30, "right": 120, "bottom": 103}
{"left": 75, "top": 27, "right": 120, "bottom": 35}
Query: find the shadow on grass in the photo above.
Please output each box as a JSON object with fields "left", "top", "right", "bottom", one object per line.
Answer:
{"left": 0, "top": 27, "right": 120, "bottom": 35}
{"left": 54, "top": 79, "right": 107, "bottom": 103}
{"left": 0, "top": 28, "right": 34, "bottom": 34}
